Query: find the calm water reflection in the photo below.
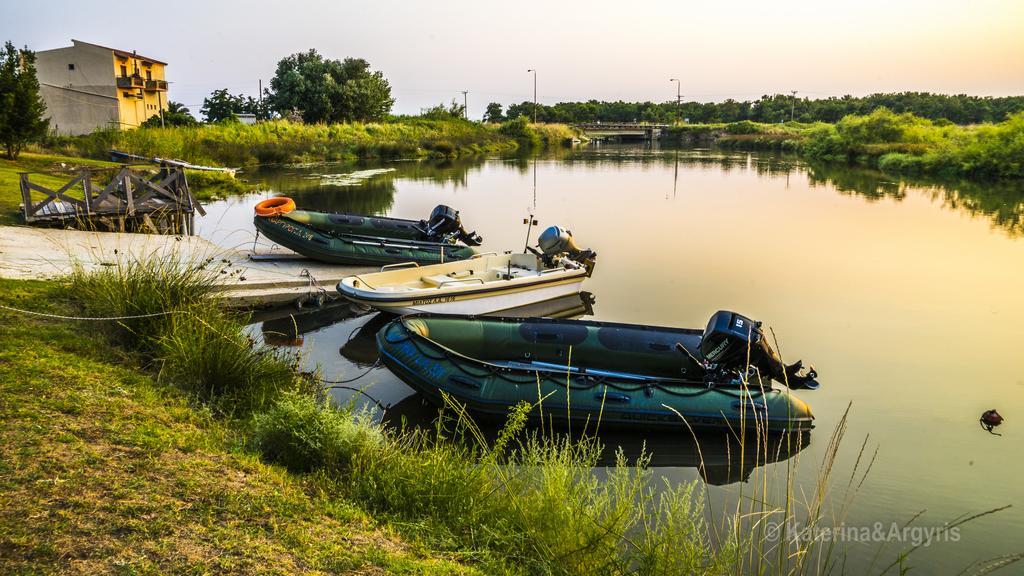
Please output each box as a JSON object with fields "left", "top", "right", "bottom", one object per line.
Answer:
{"left": 204, "top": 145, "right": 1024, "bottom": 572}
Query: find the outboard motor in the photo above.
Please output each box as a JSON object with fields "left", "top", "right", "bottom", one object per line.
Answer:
{"left": 697, "top": 310, "right": 819, "bottom": 389}
{"left": 422, "top": 205, "right": 482, "bottom": 246}
{"left": 535, "top": 226, "right": 597, "bottom": 274}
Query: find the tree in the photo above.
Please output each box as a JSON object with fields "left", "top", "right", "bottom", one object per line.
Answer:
{"left": 201, "top": 88, "right": 246, "bottom": 123}
{"left": 266, "top": 49, "right": 393, "bottom": 123}
{"left": 421, "top": 100, "right": 465, "bottom": 120}
{"left": 483, "top": 102, "right": 504, "bottom": 123}
{"left": 140, "top": 101, "right": 198, "bottom": 128}
{"left": 0, "top": 42, "right": 48, "bottom": 160}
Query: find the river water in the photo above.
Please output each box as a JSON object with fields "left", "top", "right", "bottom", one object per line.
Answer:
{"left": 197, "top": 144, "right": 1024, "bottom": 572}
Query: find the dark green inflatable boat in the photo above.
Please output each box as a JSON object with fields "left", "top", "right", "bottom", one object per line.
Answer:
{"left": 253, "top": 199, "right": 482, "bottom": 266}
{"left": 376, "top": 312, "right": 820, "bottom": 432}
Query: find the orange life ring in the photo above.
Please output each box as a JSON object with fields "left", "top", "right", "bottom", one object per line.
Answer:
{"left": 254, "top": 196, "right": 296, "bottom": 217}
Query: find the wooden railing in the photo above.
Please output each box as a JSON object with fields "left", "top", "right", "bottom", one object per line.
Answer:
{"left": 19, "top": 165, "right": 205, "bottom": 233}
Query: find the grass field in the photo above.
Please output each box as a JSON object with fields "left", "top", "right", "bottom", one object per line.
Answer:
{"left": 0, "top": 278, "right": 480, "bottom": 575}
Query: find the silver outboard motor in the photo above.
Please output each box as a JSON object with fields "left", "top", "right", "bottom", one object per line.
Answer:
{"left": 423, "top": 205, "right": 482, "bottom": 246}
{"left": 533, "top": 226, "right": 597, "bottom": 274}
{"left": 697, "top": 310, "right": 819, "bottom": 389}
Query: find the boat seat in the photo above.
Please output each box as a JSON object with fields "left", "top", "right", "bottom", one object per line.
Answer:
{"left": 421, "top": 274, "right": 451, "bottom": 287}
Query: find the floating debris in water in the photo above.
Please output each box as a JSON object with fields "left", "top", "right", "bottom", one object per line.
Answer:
{"left": 980, "top": 409, "right": 1004, "bottom": 435}
{"left": 307, "top": 168, "right": 396, "bottom": 186}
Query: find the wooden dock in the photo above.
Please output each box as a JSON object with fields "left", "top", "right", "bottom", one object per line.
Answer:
{"left": 20, "top": 165, "right": 203, "bottom": 234}
{"left": 0, "top": 225, "right": 374, "bottom": 309}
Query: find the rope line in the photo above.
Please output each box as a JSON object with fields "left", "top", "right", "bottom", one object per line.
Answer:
{"left": 0, "top": 303, "right": 181, "bottom": 322}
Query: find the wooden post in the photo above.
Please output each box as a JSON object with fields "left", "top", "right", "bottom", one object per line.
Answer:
{"left": 123, "top": 169, "right": 135, "bottom": 216}
{"left": 19, "top": 173, "right": 31, "bottom": 222}
{"left": 81, "top": 169, "right": 92, "bottom": 215}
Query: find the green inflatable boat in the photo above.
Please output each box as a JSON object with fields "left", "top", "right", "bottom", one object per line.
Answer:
{"left": 376, "top": 312, "right": 820, "bottom": 432}
{"left": 253, "top": 198, "right": 482, "bottom": 266}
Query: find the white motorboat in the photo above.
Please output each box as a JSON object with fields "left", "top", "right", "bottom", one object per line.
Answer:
{"left": 336, "top": 226, "right": 596, "bottom": 315}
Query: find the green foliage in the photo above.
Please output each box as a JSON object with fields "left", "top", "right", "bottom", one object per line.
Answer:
{"left": 421, "top": 99, "right": 466, "bottom": 120}
{"left": 69, "top": 257, "right": 304, "bottom": 416}
{"left": 0, "top": 41, "right": 49, "bottom": 159}
{"left": 59, "top": 118, "right": 518, "bottom": 166}
{"left": 800, "top": 108, "right": 1024, "bottom": 179}
{"left": 483, "top": 102, "right": 505, "bottom": 123}
{"left": 140, "top": 101, "right": 198, "bottom": 128}
{"left": 252, "top": 392, "right": 383, "bottom": 473}
{"left": 267, "top": 50, "right": 394, "bottom": 123}
{"left": 201, "top": 88, "right": 268, "bottom": 123}
{"left": 253, "top": 398, "right": 732, "bottom": 574}
{"left": 499, "top": 116, "right": 541, "bottom": 147}
{"left": 501, "top": 92, "right": 1024, "bottom": 125}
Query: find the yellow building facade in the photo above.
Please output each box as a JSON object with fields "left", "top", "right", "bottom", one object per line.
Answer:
{"left": 113, "top": 50, "right": 169, "bottom": 128}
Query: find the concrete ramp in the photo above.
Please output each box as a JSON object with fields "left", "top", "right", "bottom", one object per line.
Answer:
{"left": 0, "top": 226, "right": 374, "bottom": 308}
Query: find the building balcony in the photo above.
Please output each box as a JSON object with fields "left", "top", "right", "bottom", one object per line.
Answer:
{"left": 144, "top": 79, "right": 168, "bottom": 91}
{"left": 116, "top": 75, "right": 145, "bottom": 89}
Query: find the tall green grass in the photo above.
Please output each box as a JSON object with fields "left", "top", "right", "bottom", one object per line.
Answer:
{"left": 46, "top": 118, "right": 529, "bottom": 167}
{"left": 664, "top": 110, "right": 1024, "bottom": 180}
{"left": 69, "top": 256, "right": 305, "bottom": 415}
{"left": 253, "top": 394, "right": 735, "bottom": 574}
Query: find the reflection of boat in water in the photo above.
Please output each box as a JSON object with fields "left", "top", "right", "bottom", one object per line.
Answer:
{"left": 383, "top": 393, "right": 810, "bottom": 485}
{"left": 337, "top": 226, "right": 596, "bottom": 315}
{"left": 253, "top": 200, "right": 483, "bottom": 266}
{"left": 338, "top": 292, "right": 597, "bottom": 366}
{"left": 260, "top": 301, "right": 369, "bottom": 346}
{"left": 377, "top": 311, "right": 820, "bottom": 432}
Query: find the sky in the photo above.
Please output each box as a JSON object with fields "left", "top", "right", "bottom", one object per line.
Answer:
{"left": 2, "top": 0, "right": 1022, "bottom": 119}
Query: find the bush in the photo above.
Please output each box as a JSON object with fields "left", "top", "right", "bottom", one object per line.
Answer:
{"left": 157, "top": 312, "right": 302, "bottom": 416}
{"left": 71, "top": 256, "right": 305, "bottom": 415}
{"left": 253, "top": 392, "right": 383, "bottom": 473}
{"left": 499, "top": 117, "right": 541, "bottom": 147}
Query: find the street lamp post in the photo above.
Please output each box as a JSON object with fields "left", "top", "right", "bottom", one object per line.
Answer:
{"left": 790, "top": 90, "right": 798, "bottom": 122}
{"left": 669, "top": 78, "right": 681, "bottom": 124}
{"left": 527, "top": 69, "right": 537, "bottom": 123}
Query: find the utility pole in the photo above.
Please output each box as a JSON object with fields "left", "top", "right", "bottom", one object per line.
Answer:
{"left": 259, "top": 79, "right": 263, "bottom": 122}
{"left": 790, "top": 90, "right": 798, "bottom": 122}
{"left": 527, "top": 69, "right": 537, "bottom": 123}
{"left": 669, "top": 78, "right": 681, "bottom": 124}
{"left": 462, "top": 90, "right": 468, "bottom": 119}
{"left": 157, "top": 89, "right": 165, "bottom": 128}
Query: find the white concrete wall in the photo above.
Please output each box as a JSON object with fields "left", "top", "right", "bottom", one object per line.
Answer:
{"left": 38, "top": 84, "right": 119, "bottom": 135}
{"left": 35, "top": 41, "right": 118, "bottom": 135}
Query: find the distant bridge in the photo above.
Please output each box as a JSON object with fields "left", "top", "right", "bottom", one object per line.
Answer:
{"left": 575, "top": 122, "right": 670, "bottom": 140}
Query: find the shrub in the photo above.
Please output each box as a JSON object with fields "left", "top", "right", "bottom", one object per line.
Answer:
{"left": 157, "top": 311, "right": 302, "bottom": 416}
{"left": 499, "top": 117, "right": 541, "bottom": 147}
{"left": 253, "top": 392, "right": 383, "bottom": 473}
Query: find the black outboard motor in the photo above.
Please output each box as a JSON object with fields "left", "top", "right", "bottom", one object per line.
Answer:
{"left": 423, "top": 205, "right": 483, "bottom": 246}
{"left": 698, "top": 311, "right": 819, "bottom": 389}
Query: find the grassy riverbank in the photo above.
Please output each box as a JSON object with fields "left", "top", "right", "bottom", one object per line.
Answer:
{"left": 665, "top": 109, "right": 1024, "bottom": 180}
{"left": 0, "top": 259, "right": 888, "bottom": 575}
{"left": 45, "top": 118, "right": 578, "bottom": 168}
{"left": 0, "top": 279, "right": 480, "bottom": 574}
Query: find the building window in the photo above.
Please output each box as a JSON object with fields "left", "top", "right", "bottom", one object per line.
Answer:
{"left": 120, "top": 64, "right": 127, "bottom": 77}
{"left": 68, "top": 63, "right": 75, "bottom": 71}
{"left": 146, "top": 70, "right": 151, "bottom": 81}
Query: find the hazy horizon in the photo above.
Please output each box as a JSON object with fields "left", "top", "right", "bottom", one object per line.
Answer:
{"left": 3, "top": 0, "right": 1022, "bottom": 119}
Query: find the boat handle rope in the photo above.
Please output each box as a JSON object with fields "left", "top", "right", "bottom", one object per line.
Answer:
{"left": 389, "top": 325, "right": 770, "bottom": 400}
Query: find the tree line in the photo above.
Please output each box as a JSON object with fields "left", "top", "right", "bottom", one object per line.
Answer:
{"left": 486, "top": 93, "right": 1024, "bottom": 125}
